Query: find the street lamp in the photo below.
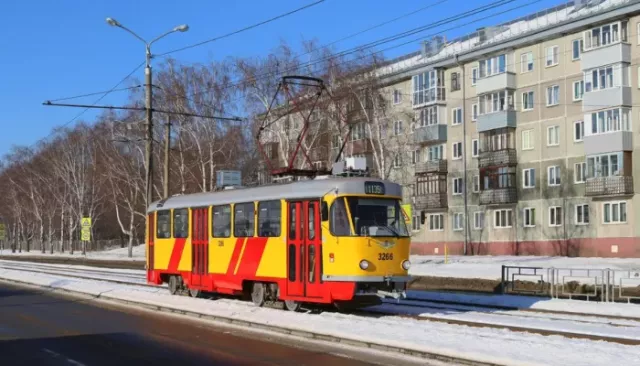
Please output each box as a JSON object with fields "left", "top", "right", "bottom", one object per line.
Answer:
{"left": 106, "top": 17, "right": 189, "bottom": 206}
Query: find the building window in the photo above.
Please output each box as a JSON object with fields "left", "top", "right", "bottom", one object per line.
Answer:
{"left": 588, "top": 108, "right": 631, "bottom": 135}
{"left": 393, "top": 155, "right": 402, "bottom": 168}
{"left": 545, "top": 45, "right": 559, "bottom": 67}
{"left": 523, "top": 207, "right": 536, "bottom": 227}
{"left": 549, "top": 206, "right": 562, "bottom": 227}
{"left": 547, "top": 125, "right": 559, "bottom": 146}
{"left": 522, "top": 91, "right": 534, "bottom": 111}
{"left": 521, "top": 52, "right": 533, "bottom": 73}
{"left": 587, "top": 152, "right": 622, "bottom": 178}
{"left": 234, "top": 202, "right": 255, "bottom": 237}
{"left": 429, "top": 214, "right": 444, "bottom": 230}
{"left": 576, "top": 204, "right": 589, "bottom": 225}
{"left": 471, "top": 67, "right": 478, "bottom": 85}
{"left": 479, "top": 54, "right": 506, "bottom": 78}
{"left": 258, "top": 201, "right": 281, "bottom": 237}
{"left": 453, "top": 213, "right": 464, "bottom": 231}
{"left": 603, "top": 201, "right": 627, "bottom": 224}
{"left": 574, "top": 121, "right": 584, "bottom": 142}
{"left": 574, "top": 162, "right": 586, "bottom": 184}
{"left": 583, "top": 21, "right": 627, "bottom": 51}
{"left": 472, "top": 103, "right": 478, "bottom": 121}
{"left": 494, "top": 209, "right": 513, "bottom": 228}
{"left": 412, "top": 213, "right": 421, "bottom": 231}
{"left": 523, "top": 168, "right": 535, "bottom": 188}
{"left": 584, "top": 65, "right": 617, "bottom": 92}
{"left": 472, "top": 139, "right": 479, "bottom": 157}
{"left": 548, "top": 166, "right": 561, "bottom": 186}
{"left": 452, "top": 108, "right": 462, "bottom": 125}
{"left": 473, "top": 175, "right": 480, "bottom": 193}
{"left": 522, "top": 129, "right": 534, "bottom": 150}
{"left": 573, "top": 80, "right": 584, "bottom": 101}
{"left": 452, "top": 177, "right": 463, "bottom": 195}
{"left": 451, "top": 72, "right": 461, "bottom": 91}
{"left": 572, "top": 39, "right": 583, "bottom": 60}
{"left": 479, "top": 90, "right": 514, "bottom": 114}
{"left": 452, "top": 142, "right": 462, "bottom": 159}
{"left": 394, "top": 120, "right": 403, "bottom": 135}
{"left": 412, "top": 69, "right": 444, "bottom": 106}
{"left": 393, "top": 89, "right": 402, "bottom": 104}
{"left": 546, "top": 85, "right": 560, "bottom": 106}
{"left": 428, "top": 144, "right": 444, "bottom": 161}
{"left": 415, "top": 105, "right": 440, "bottom": 127}
{"left": 473, "top": 211, "right": 484, "bottom": 230}
{"left": 412, "top": 150, "right": 419, "bottom": 164}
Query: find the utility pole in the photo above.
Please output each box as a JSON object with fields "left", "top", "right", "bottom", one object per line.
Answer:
{"left": 456, "top": 54, "right": 469, "bottom": 256}
{"left": 163, "top": 118, "right": 171, "bottom": 198}
{"left": 105, "top": 18, "right": 189, "bottom": 204}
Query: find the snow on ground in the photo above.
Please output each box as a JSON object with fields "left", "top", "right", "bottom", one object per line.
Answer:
{"left": 409, "top": 255, "right": 640, "bottom": 280}
{"left": 0, "top": 244, "right": 146, "bottom": 261}
{"left": 0, "top": 268, "right": 638, "bottom": 366}
{"left": 405, "top": 291, "right": 640, "bottom": 319}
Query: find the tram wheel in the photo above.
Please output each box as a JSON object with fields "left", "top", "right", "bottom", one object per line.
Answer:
{"left": 284, "top": 300, "right": 301, "bottom": 312}
{"left": 168, "top": 276, "right": 178, "bottom": 295}
{"left": 189, "top": 288, "right": 201, "bottom": 298}
{"left": 251, "top": 282, "right": 266, "bottom": 307}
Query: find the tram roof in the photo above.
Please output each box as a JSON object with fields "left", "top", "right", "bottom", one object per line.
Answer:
{"left": 147, "top": 177, "right": 402, "bottom": 213}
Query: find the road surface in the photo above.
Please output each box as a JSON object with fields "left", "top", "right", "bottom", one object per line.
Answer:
{"left": 0, "top": 282, "right": 426, "bottom": 366}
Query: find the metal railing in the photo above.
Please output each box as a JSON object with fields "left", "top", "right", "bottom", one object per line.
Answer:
{"left": 479, "top": 187, "right": 517, "bottom": 205}
{"left": 501, "top": 265, "right": 640, "bottom": 303}
{"left": 585, "top": 176, "right": 634, "bottom": 197}
{"left": 415, "top": 159, "right": 447, "bottom": 174}
{"left": 478, "top": 149, "right": 517, "bottom": 168}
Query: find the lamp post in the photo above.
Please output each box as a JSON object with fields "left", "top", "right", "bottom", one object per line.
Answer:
{"left": 106, "top": 17, "right": 189, "bottom": 205}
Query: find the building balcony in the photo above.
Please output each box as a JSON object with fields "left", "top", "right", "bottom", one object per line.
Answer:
{"left": 412, "top": 87, "right": 446, "bottom": 108}
{"left": 478, "top": 149, "right": 517, "bottom": 169}
{"left": 582, "top": 87, "right": 632, "bottom": 113}
{"left": 584, "top": 131, "right": 633, "bottom": 155}
{"left": 414, "top": 124, "right": 447, "bottom": 145}
{"left": 477, "top": 110, "right": 516, "bottom": 132}
{"left": 585, "top": 176, "right": 633, "bottom": 197}
{"left": 479, "top": 187, "right": 517, "bottom": 205}
{"left": 581, "top": 42, "right": 631, "bottom": 71}
{"left": 414, "top": 192, "right": 447, "bottom": 211}
{"left": 415, "top": 159, "right": 447, "bottom": 175}
{"left": 476, "top": 72, "right": 516, "bottom": 95}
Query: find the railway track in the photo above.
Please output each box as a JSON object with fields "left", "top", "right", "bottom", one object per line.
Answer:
{"left": 2, "top": 260, "right": 640, "bottom": 347}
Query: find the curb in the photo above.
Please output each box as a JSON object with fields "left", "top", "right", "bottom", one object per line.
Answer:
{"left": 0, "top": 277, "right": 512, "bottom": 366}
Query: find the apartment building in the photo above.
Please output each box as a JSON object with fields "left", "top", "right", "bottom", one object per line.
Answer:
{"left": 376, "top": 0, "right": 640, "bottom": 257}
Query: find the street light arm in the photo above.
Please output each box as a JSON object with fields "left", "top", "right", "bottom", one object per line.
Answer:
{"left": 148, "top": 29, "right": 179, "bottom": 47}
{"left": 113, "top": 23, "right": 148, "bottom": 45}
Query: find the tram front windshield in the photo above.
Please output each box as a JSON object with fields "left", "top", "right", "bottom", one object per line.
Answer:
{"left": 330, "top": 197, "right": 409, "bottom": 237}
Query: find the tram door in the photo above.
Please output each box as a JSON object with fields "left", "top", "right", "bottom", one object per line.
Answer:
{"left": 147, "top": 213, "right": 155, "bottom": 282}
{"left": 191, "top": 207, "right": 209, "bottom": 287}
{"left": 286, "top": 200, "right": 322, "bottom": 298}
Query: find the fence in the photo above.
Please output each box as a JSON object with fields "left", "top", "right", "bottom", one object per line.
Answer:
{"left": 0, "top": 239, "right": 139, "bottom": 254}
{"left": 501, "top": 265, "right": 640, "bottom": 303}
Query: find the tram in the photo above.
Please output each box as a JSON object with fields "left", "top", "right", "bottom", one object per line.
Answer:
{"left": 145, "top": 176, "right": 411, "bottom": 311}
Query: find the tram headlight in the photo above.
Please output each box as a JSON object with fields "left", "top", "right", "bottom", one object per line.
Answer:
{"left": 359, "top": 260, "right": 370, "bottom": 270}
{"left": 401, "top": 260, "right": 411, "bottom": 270}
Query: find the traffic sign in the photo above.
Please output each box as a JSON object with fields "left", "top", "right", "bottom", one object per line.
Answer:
{"left": 81, "top": 217, "right": 92, "bottom": 227}
{"left": 0, "top": 223, "right": 5, "bottom": 240}
{"left": 81, "top": 217, "right": 91, "bottom": 241}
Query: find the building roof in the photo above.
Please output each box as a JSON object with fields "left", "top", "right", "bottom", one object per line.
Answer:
{"left": 147, "top": 176, "right": 403, "bottom": 212}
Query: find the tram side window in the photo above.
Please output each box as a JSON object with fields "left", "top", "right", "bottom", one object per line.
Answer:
{"left": 212, "top": 205, "right": 231, "bottom": 237}
{"left": 234, "top": 202, "right": 255, "bottom": 237}
{"left": 330, "top": 198, "right": 352, "bottom": 236}
{"left": 156, "top": 210, "right": 171, "bottom": 238}
{"left": 258, "top": 200, "right": 281, "bottom": 237}
{"left": 173, "top": 208, "right": 189, "bottom": 238}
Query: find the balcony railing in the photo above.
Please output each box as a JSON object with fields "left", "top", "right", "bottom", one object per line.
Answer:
{"left": 414, "top": 124, "right": 447, "bottom": 144}
{"left": 415, "top": 160, "right": 447, "bottom": 175}
{"left": 478, "top": 149, "right": 517, "bottom": 168}
{"left": 585, "top": 176, "right": 634, "bottom": 197}
{"left": 414, "top": 192, "right": 447, "bottom": 210}
{"left": 479, "top": 187, "right": 517, "bottom": 205}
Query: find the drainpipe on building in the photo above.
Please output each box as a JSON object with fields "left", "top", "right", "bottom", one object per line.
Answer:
{"left": 456, "top": 54, "right": 468, "bottom": 256}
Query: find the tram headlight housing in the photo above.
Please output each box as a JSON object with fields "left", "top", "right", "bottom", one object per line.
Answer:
{"left": 402, "top": 260, "right": 411, "bottom": 270}
{"left": 359, "top": 260, "right": 370, "bottom": 270}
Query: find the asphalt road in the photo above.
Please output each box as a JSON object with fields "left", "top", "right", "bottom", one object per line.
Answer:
{"left": 0, "top": 282, "right": 426, "bottom": 366}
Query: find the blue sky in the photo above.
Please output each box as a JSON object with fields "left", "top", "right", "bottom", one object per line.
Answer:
{"left": 0, "top": 0, "right": 563, "bottom": 156}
